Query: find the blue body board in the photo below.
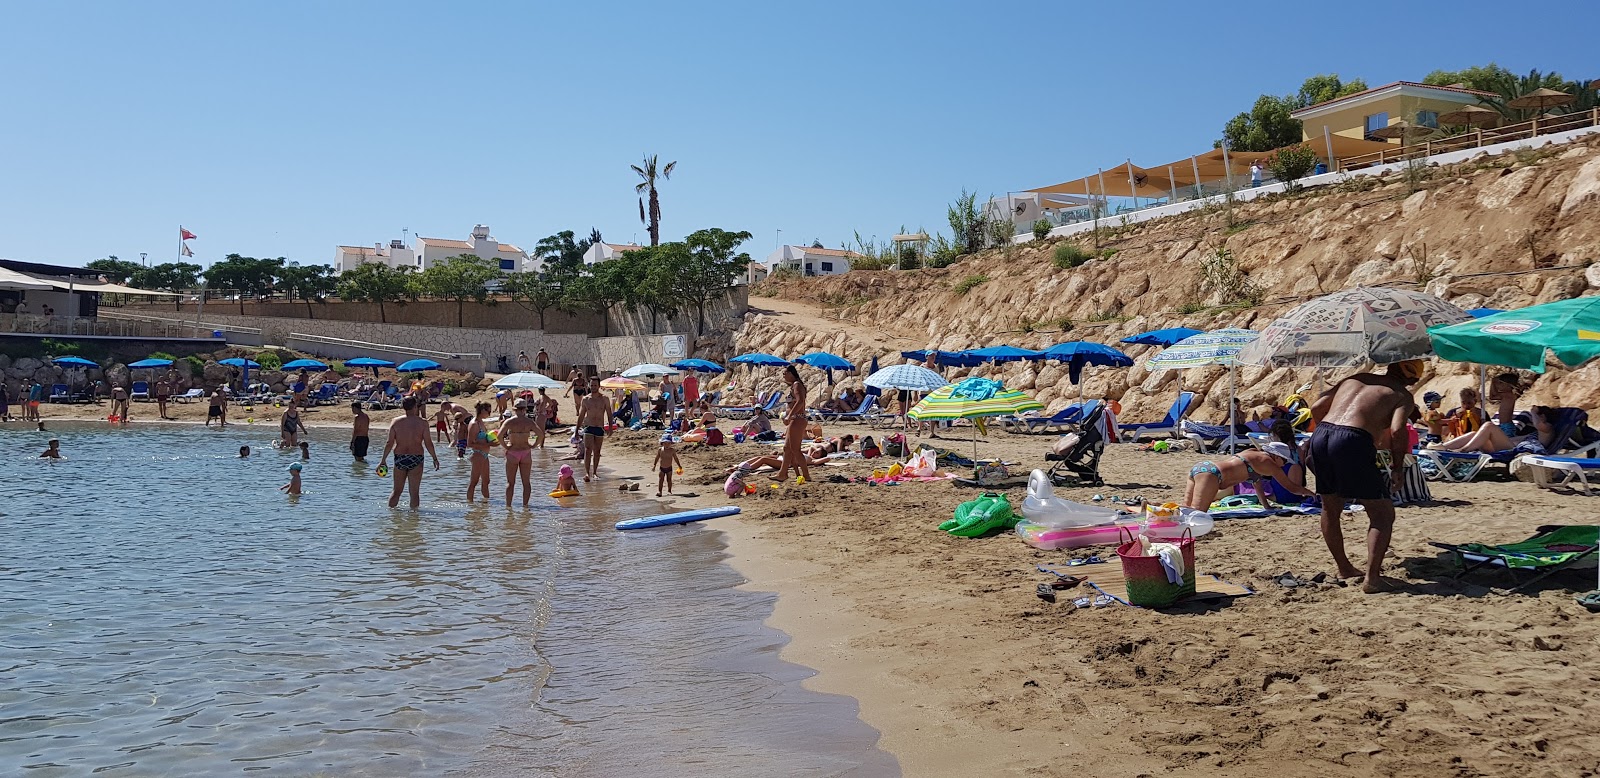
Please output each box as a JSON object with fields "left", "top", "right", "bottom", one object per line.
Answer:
{"left": 615, "top": 505, "right": 741, "bottom": 530}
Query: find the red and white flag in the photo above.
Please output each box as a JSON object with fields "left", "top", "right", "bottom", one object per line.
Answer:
{"left": 180, "top": 227, "right": 197, "bottom": 241}
{"left": 180, "top": 244, "right": 194, "bottom": 257}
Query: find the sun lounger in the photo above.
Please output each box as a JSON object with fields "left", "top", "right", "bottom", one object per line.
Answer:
{"left": 130, "top": 381, "right": 151, "bottom": 401}
{"left": 1522, "top": 455, "right": 1600, "bottom": 494}
{"left": 1010, "top": 401, "right": 1098, "bottom": 434}
{"left": 1417, "top": 407, "right": 1597, "bottom": 482}
{"left": 172, "top": 388, "right": 205, "bottom": 403}
{"left": 818, "top": 395, "right": 880, "bottom": 422}
{"left": 1430, "top": 525, "right": 1600, "bottom": 592}
{"left": 48, "top": 384, "right": 71, "bottom": 403}
{"left": 1118, "top": 392, "right": 1195, "bottom": 442}
{"left": 718, "top": 391, "right": 783, "bottom": 420}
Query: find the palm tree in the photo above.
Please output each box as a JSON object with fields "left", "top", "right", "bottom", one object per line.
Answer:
{"left": 631, "top": 154, "right": 677, "bottom": 246}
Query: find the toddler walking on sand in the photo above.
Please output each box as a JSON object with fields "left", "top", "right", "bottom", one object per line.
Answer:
{"left": 652, "top": 435, "right": 683, "bottom": 496}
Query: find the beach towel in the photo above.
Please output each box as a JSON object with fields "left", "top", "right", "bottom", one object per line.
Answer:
{"left": 951, "top": 377, "right": 1002, "bottom": 401}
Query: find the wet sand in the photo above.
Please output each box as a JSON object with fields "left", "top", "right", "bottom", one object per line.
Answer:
{"left": 38, "top": 395, "right": 1600, "bottom": 776}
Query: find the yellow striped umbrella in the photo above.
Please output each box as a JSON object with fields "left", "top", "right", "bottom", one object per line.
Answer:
{"left": 907, "top": 380, "right": 1043, "bottom": 462}
{"left": 599, "top": 376, "right": 647, "bottom": 391}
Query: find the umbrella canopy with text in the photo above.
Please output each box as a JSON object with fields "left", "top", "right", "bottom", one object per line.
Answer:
{"left": 1428, "top": 297, "right": 1600, "bottom": 373}
{"left": 1238, "top": 287, "right": 1469, "bottom": 368}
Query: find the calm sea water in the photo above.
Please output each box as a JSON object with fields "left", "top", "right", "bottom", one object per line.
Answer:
{"left": 0, "top": 423, "right": 896, "bottom": 777}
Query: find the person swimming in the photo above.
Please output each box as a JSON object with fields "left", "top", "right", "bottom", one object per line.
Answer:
{"left": 239, "top": 445, "right": 250, "bottom": 458}
{"left": 39, "top": 439, "right": 62, "bottom": 459}
{"left": 280, "top": 462, "right": 302, "bottom": 495}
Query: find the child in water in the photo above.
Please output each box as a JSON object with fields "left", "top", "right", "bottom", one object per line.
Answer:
{"left": 39, "top": 439, "right": 62, "bottom": 459}
{"left": 299, "top": 441, "right": 310, "bottom": 461}
{"left": 239, "top": 445, "right": 250, "bottom": 458}
{"left": 556, "top": 464, "right": 579, "bottom": 496}
{"left": 280, "top": 462, "right": 302, "bottom": 495}
{"left": 652, "top": 435, "right": 682, "bottom": 497}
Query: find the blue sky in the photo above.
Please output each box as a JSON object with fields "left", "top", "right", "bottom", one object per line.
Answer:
{"left": 2, "top": 1, "right": 1596, "bottom": 269}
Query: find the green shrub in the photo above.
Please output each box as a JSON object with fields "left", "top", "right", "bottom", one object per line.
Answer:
{"left": 333, "top": 364, "right": 352, "bottom": 377}
{"left": 41, "top": 338, "right": 80, "bottom": 356}
{"left": 1053, "top": 317, "right": 1074, "bottom": 332}
{"left": 953, "top": 274, "right": 990, "bottom": 295}
{"left": 255, "top": 350, "right": 282, "bottom": 371}
{"left": 1053, "top": 243, "right": 1091, "bottom": 269}
{"left": 148, "top": 351, "right": 178, "bottom": 362}
{"left": 185, "top": 354, "right": 206, "bottom": 377}
{"left": 1176, "top": 301, "right": 1205, "bottom": 315}
{"left": 1032, "top": 219, "right": 1052, "bottom": 241}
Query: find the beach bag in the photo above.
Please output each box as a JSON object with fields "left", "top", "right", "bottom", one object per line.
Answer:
{"left": 906, "top": 449, "right": 938, "bottom": 477}
{"left": 754, "top": 430, "right": 778, "bottom": 442}
{"left": 859, "top": 436, "right": 880, "bottom": 459}
{"left": 884, "top": 433, "right": 906, "bottom": 459}
{"left": 705, "top": 427, "right": 725, "bottom": 446}
{"left": 1115, "top": 527, "right": 1196, "bottom": 607}
{"left": 975, "top": 462, "right": 1010, "bottom": 486}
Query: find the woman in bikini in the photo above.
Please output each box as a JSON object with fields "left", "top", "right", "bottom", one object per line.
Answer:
{"left": 1182, "top": 442, "right": 1312, "bottom": 511}
{"left": 772, "top": 365, "right": 811, "bottom": 482}
{"left": 499, "top": 399, "right": 537, "bottom": 507}
{"left": 565, "top": 369, "right": 589, "bottom": 418}
{"left": 804, "top": 434, "right": 855, "bottom": 461}
{"left": 466, "top": 401, "right": 494, "bottom": 502}
{"left": 1434, "top": 404, "right": 1559, "bottom": 454}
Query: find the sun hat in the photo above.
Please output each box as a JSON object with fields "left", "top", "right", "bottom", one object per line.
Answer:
{"left": 660, "top": 434, "right": 674, "bottom": 443}
{"left": 559, "top": 464, "right": 573, "bottom": 477}
{"left": 1259, "top": 442, "right": 1294, "bottom": 461}
{"left": 1423, "top": 391, "right": 1442, "bottom": 404}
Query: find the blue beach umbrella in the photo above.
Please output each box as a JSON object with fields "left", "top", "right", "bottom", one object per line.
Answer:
{"left": 669, "top": 358, "right": 726, "bottom": 374}
{"left": 729, "top": 352, "right": 792, "bottom": 367}
{"left": 1121, "top": 327, "right": 1204, "bottom": 347}
{"left": 53, "top": 356, "right": 99, "bottom": 368}
{"left": 344, "top": 357, "right": 396, "bottom": 368}
{"left": 127, "top": 358, "right": 174, "bottom": 369}
{"left": 1041, "top": 342, "right": 1135, "bottom": 395}
{"left": 963, "top": 345, "right": 1045, "bottom": 363}
{"left": 281, "top": 359, "right": 328, "bottom": 370}
{"left": 396, "top": 358, "right": 442, "bottom": 372}
{"left": 793, "top": 351, "right": 855, "bottom": 371}
{"left": 1467, "top": 308, "right": 1504, "bottom": 319}
{"left": 219, "top": 357, "right": 261, "bottom": 388}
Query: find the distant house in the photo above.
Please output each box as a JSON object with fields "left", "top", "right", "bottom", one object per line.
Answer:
{"left": 580, "top": 242, "right": 645, "bottom": 266}
{"left": 1291, "top": 81, "right": 1499, "bottom": 143}
{"left": 336, "top": 225, "right": 531, "bottom": 274}
{"left": 752, "top": 245, "right": 863, "bottom": 283}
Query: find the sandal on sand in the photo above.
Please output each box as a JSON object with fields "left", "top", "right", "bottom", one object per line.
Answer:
{"left": 1036, "top": 583, "right": 1056, "bottom": 602}
{"left": 1036, "top": 564, "right": 1084, "bottom": 586}
{"left": 1275, "top": 572, "right": 1304, "bottom": 588}
{"left": 1066, "top": 555, "right": 1104, "bottom": 567}
{"left": 1576, "top": 591, "right": 1600, "bottom": 612}
{"left": 1072, "top": 597, "right": 1092, "bottom": 610}
{"left": 1091, "top": 595, "right": 1115, "bottom": 608}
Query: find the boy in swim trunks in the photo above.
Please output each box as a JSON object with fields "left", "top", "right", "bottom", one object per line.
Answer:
{"left": 280, "top": 462, "right": 302, "bottom": 495}
{"left": 652, "top": 435, "right": 682, "bottom": 496}
{"left": 577, "top": 389, "right": 614, "bottom": 482}
{"left": 350, "top": 402, "right": 370, "bottom": 461}
{"left": 1307, "top": 360, "right": 1420, "bottom": 594}
{"left": 39, "top": 438, "right": 62, "bottom": 459}
{"left": 379, "top": 395, "right": 440, "bottom": 509}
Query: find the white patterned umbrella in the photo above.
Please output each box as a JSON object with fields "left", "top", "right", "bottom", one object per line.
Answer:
{"left": 621, "top": 363, "right": 679, "bottom": 379}
{"left": 863, "top": 364, "right": 949, "bottom": 392}
{"left": 1238, "top": 287, "right": 1470, "bottom": 367}
{"left": 1146, "top": 328, "right": 1260, "bottom": 454}
{"left": 493, "top": 372, "right": 563, "bottom": 390}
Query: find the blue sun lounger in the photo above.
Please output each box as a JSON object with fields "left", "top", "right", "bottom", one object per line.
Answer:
{"left": 1119, "top": 392, "right": 1195, "bottom": 442}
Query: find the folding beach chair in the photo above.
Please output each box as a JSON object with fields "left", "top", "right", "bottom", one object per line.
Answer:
{"left": 1417, "top": 407, "right": 1596, "bottom": 482}
{"left": 1430, "top": 525, "right": 1600, "bottom": 593}
{"left": 130, "top": 381, "right": 151, "bottom": 401}
{"left": 1118, "top": 391, "right": 1195, "bottom": 442}
{"left": 819, "top": 394, "right": 880, "bottom": 422}
{"left": 48, "top": 384, "right": 70, "bottom": 403}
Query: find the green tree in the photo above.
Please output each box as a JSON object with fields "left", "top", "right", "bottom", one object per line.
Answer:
{"left": 1219, "top": 95, "right": 1302, "bottom": 152}
{"left": 131, "top": 262, "right": 201, "bottom": 292}
{"left": 677, "top": 228, "right": 753, "bottom": 336}
{"left": 946, "top": 189, "right": 986, "bottom": 256}
{"left": 534, "top": 229, "right": 596, "bottom": 278}
{"left": 616, "top": 243, "right": 683, "bottom": 334}
{"left": 1266, "top": 143, "right": 1319, "bottom": 191}
{"left": 86, "top": 256, "right": 141, "bottom": 284}
{"left": 1422, "top": 63, "right": 1522, "bottom": 93}
{"left": 502, "top": 270, "right": 565, "bottom": 329}
{"left": 337, "top": 262, "right": 415, "bottom": 323}
{"left": 1295, "top": 74, "right": 1368, "bottom": 109}
{"left": 563, "top": 267, "right": 627, "bottom": 337}
{"left": 278, "top": 262, "right": 338, "bottom": 316}
{"left": 631, "top": 154, "right": 677, "bottom": 246}
{"left": 202, "top": 254, "right": 285, "bottom": 312}
{"left": 416, "top": 254, "right": 501, "bottom": 327}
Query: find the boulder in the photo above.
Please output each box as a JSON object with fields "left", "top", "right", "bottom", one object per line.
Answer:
{"left": 13, "top": 357, "right": 42, "bottom": 372}
{"left": 1560, "top": 157, "right": 1600, "bottom": 216}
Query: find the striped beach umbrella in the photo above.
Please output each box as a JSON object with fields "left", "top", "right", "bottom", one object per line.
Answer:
{"left": 908, "top": 379, "right": 1044, "bottom": 461}
{"left": 1146, "top": 328, "right": 1259, "bottom": 454}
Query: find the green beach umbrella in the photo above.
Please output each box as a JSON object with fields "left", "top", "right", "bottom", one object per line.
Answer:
{"left": 1428, "top": 297, "right": 1600, "bottom": 373}
{"left": 907, "top": 378, "right": 1043, "bottom": 461}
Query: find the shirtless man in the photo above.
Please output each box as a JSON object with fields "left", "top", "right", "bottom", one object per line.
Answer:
{"left": 772, "top": 365, "right": 811, "bottom": 483}
{"left": 1307, "top": 360, "right": 1421, "bottom": 594}
{"left": 499, "top": 398, "right": 538, "bottom": 506}
{"left": 350, "top": 401, "right": 371, "bottom": 461}
{"left": 565, "top": 368, "right": 590, "bottom": 418}
{"left": 532, "top": 388, "right": 551, "bottom": 448}
{"left": 451, "top": 403, "right": 473, "bottom": 460}
{"left": 535, "top": 348, "right": 550, "bottom": 376}
{"left": 577, "top": 389, "right": 614, "bottom": 481}
{"left": 379, "top": 395, "right": 440, "bottom": 509}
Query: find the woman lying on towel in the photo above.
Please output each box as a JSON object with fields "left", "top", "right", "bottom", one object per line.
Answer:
{"left": 1183, "top": 442, "right": 1314, "bottom": 511}
{"left": 1431, "top": 405, "right": 1556, "bottom": 454}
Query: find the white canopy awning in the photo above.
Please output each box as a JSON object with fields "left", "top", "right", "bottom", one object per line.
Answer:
{"left": 0, "top": 266, "right": 54, "bottom": 291}
{"left": 20, "top": 273, "right": 180, "bottom": 296}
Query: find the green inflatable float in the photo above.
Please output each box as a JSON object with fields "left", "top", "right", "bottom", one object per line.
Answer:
{"left": 940, "top": 492, "right": 1018, "bottom": 537}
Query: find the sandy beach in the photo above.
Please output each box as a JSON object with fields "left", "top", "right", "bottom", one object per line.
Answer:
{"left": 32, "top": 392, "right": 1600, "bottom": 776}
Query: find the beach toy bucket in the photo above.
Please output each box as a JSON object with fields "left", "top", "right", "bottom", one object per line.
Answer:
{"left": 1115, "top": 527, "right": 1196, "bottom": 607}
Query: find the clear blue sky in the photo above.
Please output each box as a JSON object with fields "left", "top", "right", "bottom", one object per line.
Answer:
{"left": 2, "top": 1, "right": 1596, "bottom": 270}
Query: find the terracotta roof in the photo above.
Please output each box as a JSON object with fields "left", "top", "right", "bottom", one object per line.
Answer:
{"left": 1292, "top": 81, "right": 1499, "bottom": 117}
{"left": 337, "top": 245, "right": 378, "bottom": 255}
{"left": 498, "top": 243, "right": 523, "bottom": 254}
{"left": 417, "top": 237, "right": 473, "bottom": 249}
{"left": 797, "top": 246, "right": 864, "bottom": 258}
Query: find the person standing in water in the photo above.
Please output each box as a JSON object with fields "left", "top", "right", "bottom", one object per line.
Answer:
{"left": 349, "top": 401, "right": 370, "bottom": 461}
{"left": 465, "top": 401, "right": 494, "bottom": 502}
{"left": 378, "top": 395, "right": 440, "bottom": 509}
{"left": 499, "top": 398, "right": 537, "bottom": 506}
{"left": 207, "top": 389, "right": 227, "bottom": 427}
{"left": 532, "top": 388, "right": 550, "bottom": 449}
{"left": 772, "top": 365, "right": 811, "bottom": 483}
{"left": 1307, "top": 360, "right": 1421, "bottom": 594}
{"left": 577, "top": 388, "right": 614, "bottom": 481}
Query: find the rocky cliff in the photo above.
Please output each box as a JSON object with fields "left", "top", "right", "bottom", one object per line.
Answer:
{"left": 712, "top": 135, "right": 1600, "bottom": 422}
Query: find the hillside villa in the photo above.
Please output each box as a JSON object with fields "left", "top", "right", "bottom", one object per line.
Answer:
{"left": 581, "top": 242, "right": 644, "bottom": 266}
{"left": 1290, "top": 81, "right": 1499, "bottom": 143}
{"left": 336, "top": 225, "right": 531, "bottom": 274}
{"left": 748, "top": 245, "right": 863, "bottom": 284}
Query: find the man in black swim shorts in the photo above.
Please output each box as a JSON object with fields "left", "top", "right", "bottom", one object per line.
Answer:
{"left": 1307, "top": 360, "right": 1420, "bottom": 594}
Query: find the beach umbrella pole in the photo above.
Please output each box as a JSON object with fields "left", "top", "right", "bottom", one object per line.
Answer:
{"left": 1228, "top": 364, "right": 1238, "bottom": 454}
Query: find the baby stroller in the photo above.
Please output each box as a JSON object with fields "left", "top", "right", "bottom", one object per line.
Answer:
{"left": 1044, "top": 404, "right": 1105, "bottom": 487}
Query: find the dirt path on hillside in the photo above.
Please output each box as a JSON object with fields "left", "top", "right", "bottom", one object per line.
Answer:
{"left": 745, "top": 296, "right": 925, "bottom": 352}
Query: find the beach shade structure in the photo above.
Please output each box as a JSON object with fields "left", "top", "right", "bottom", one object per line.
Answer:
{"left": 1148, "top": 328, "right": 1260, "bottom": 453}
{"left": 127, "top": 358, "right": 174, "bottom": 369}
{"left": 219, "top": 357, "right": 262, "bottom": 387}
{"left": 863, "top": 363, "right": 949, "bottom": 392}
{"left": 1121, "top": 327, "right": 1204, "bottom": 347}
{"left": 669, "top": 358, "right": 726, "bottom": 374}
{"left": 1369, "top": 121, "right": 1437, "bottom": 142}
{"left": 1428, "top": 297, "right": 1600, "bottom": 374}
{"left": 1468, "top": 308, "right": 1505, "bottom": 319}
{"left": 1439, "top": 105, "right": 1501, "bottom": 128}
{"left": 729, "top": 352, "right": 792, "bottom": 367}
{"left": 344, "top": 357, "right": 396, "bottom": 368}
{"left": 621, "top": 363, "right": 679, "bottom": 379}
{"left": 396, "top": 358, "right": 442, "bottom": 372}
{"left": 1238, "top": 287, "right": 1470, "bottom": 368}
{"left": 492, "top": 371, "right": 563, "bottom": 390}
{"left": 901, "top": 349, "right": 985, "bottom": 368}
{"left": 1042, "top": 341, "right": 1136, "bottom": 407}
{"left": 53, "top": 356, "right": 99, "bottom": 368}
{"left": 281, "top": 359, "right": 328, "bottom": 371}
{"left": 907, "top": 377, "right": 1044, "bottom": 460}
{"left": 599, "top": 376, "right": 647, "bottom": 391}
{"left": 963, "top": 345, "right": 1045, "bottom": 363}
{"left": 793, "top": 351, "right": 855, "bottom": 371}
{"left": 1506, "top": 88, "right": 1575, "bottom": 111}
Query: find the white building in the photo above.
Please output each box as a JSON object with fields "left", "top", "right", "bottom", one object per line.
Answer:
{"left": 983, "top": 192, "right": 1096, "bottom": 232}
{"left": 335, "top": 225, "right": 532, "bottom": 275}
{"left": 581, "top": 242, "right": 644, "bottom": 266}
{"left": 752, "top": 245, "right": 861, "bottom": 283}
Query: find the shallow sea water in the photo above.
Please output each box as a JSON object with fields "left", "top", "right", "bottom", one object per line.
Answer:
{"left": 0, "top": 424, "right": 897, "bottom": 776}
